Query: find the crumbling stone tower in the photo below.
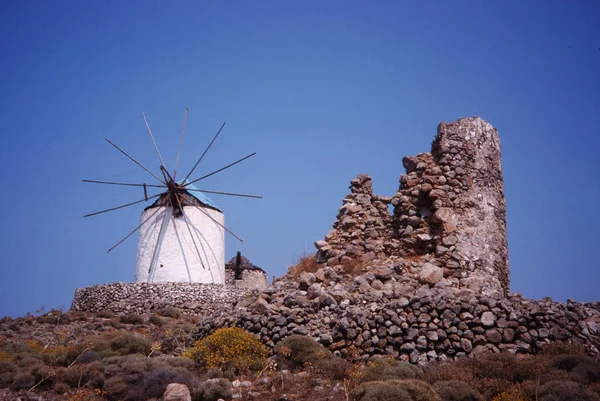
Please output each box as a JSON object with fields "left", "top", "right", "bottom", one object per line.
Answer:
{"left": 316, "top": 117, "right": 509, "bottom": 296}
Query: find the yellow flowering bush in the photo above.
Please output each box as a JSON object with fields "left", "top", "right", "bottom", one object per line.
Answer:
{"left": 185, "top": 327, "right": 266, "bottom": 372}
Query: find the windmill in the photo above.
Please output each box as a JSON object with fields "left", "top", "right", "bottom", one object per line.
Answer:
{"left": 83, "top": 109, "right": 261, "bottom": 284}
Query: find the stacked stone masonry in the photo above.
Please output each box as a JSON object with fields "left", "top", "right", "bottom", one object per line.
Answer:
{"left": 198, "top": 266, "right": 600, "bottom": 364}
{"left": 316, "top": 117, "right": 509, "bottom": 296}
{"left": 71, "top": 259, "right": 268, "bottom": 315}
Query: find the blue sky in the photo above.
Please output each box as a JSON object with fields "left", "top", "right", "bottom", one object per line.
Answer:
{"left": 0, "top": 1, "right": 598, "bottom": 317}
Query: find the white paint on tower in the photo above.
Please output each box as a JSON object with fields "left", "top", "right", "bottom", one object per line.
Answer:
{"left": 135, "top": 205, "right": 225, "bottom": 284}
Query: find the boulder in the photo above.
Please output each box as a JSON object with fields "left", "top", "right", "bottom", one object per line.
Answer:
{"left": 163, "top": 383, "right": 192, "bottom": 401}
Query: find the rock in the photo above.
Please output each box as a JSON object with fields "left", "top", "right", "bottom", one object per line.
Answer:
{"left": 299, "top": 273, "right": 317, "bottom": 290}
{"left": 372, "top": 266, "right": 392, "bottom": 281}
{"left": 314, "top": 240, "right": 329, "bottom": 250}
{"left": 419, "top": 263, "right": 443, "bottom": 284}
{"left": 314, "top": 268, "right": 326, "bottom": 282}
{"left": 481, "top": 311, "right": 496, "bottom": 327}
{"left": 163, "top": 383, "right": 192, "bottom": 401}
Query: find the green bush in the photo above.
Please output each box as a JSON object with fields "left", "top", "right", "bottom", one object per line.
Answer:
{"left": 140, "top": 367, "right": 198, "bottom": 399}
{"left": 85, "top": 331, "right": 152, "bottom": 357}
{"left": 274, "top": 335, "right": 349, "bottom": 379}
{"left": 539, "top": 380, "right": 600, "bottom": 401}
{"left": 274, "top": 335, "right": 329, "bottom": 368}
{"left": 352, "top": 379, "right": 440, "bottom": 401}
{"left": 432, "top": 380, "right": 484, "bottom": 401}
{"left": 160, "top": 306, "right": 183, "bottom": 319}
{"left": 360, "top": 358, "right": 425, "bottom": 383}
{"left": 195, "top": 378, "right": 233, "bottom": 401}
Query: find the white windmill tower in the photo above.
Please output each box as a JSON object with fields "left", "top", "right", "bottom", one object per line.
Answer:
{"left": 83, "top": 109, "right": 260, "bottom": 284}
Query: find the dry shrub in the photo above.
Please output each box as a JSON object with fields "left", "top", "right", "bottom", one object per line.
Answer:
{"left": 360, "top": 357, "right": 425, "bottom": 384}
{"left": 186, "top": 327, "right": 266, "bottom": 372}
{"left": 542, "top": 342, "right": 587, "bottom": 357}
{"left": 160, "top": 306, "right": 183, "bottom": 319}
{"left": 55, "top": 360, "right": 104, "bottom": 389}
{"left": 84, "top": 331, "right": 152, "bottom": 358}
{"left": 552, "top": 354, "right": 600, "bottom": 384}
{"left": 274, "top": 334, "right": 350, "bottom": 379}
{"left": 432, "top": 380, "right": 484, "bottom": 401}
{"left": 539, "top": 380, "right": 600, "bottom": 401}
{"left": 53, "top": 381, "right": 70, "bottom": 394}
{"left": 426, "top": 353, "right": 546, "bottom": 399}
{"left": 288, "top": 252, "right": 320, "bottom": 277}
{"left": 351, "top": 379, "right": 440, "bottom": 401}
{"left": 0, "top": 360, "right": 16, "bottom": 388}
{"left": 13, "top": 372, "right": 36, "bottom": 390}
{"left": 119, "top": 314, "right": 145, "bottom": 325}
{"left": 72, "top": 351, "right": 101, "bottom": 365}
{"left": 149, "top": 314, "right": 164, "bottom": 326}
{"left": 341, "top": 257, "right": 366, "bottom": 276}
{"left": 101, "top": 355, "right": 195, "bottom": 400}
{"left": 95, "top": 310, "right": 114, "bottom": 319}
{"left": 425, "top": 360, "right": 476, "bottom": 386}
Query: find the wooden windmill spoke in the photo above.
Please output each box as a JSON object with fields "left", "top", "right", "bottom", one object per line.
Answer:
{"left": 142, "top": 113, "right": 167, "bottom": 170}
{"left": 184, "top": 152, "right": 256, "bottom": 186}
{"left": 192, "top": 204, "right": 244, "bottom": 242}
{"left": 173, "top": 108, "right": 188, "bottom": 181}
{"left": 184, "top": 188, "right": 262, "bottom": 199}
{"left": 106, "top": 206, "right": 162, "bottom": 253}
{"left": 83, "top": 193, "right": 161, "bottom": 218}
{"left": 148, "top": 208, "right": 171, "bottom": 282}
{"left": 105, "top": 138, "right": 165, "bottom": 184}
{"left": 180, "top": 207, "right": 208, "bottom": 270}
{"left": 171, "top": 214, "right": 193, "bottom": 282}
{"left": 82, "top": 179, "right": 165, "bottom": 188}
{"left": 183, "top": 122, "right": 227, "bottom": 182}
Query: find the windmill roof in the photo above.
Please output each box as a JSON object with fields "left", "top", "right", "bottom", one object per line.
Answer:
{"left": 181, "top": 181, "right": 221, "bottom": 212}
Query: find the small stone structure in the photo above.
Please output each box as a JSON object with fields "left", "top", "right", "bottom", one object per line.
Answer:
{"left": 71, "top": 254, "right": 268, "bottom": 315}
{"left": 316, "top": 117, "right": 509, "bottom": 296}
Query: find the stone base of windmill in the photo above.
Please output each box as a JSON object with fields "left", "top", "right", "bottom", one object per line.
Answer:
{"left": 70, "top": 256, "right": 268, "bottom": 316}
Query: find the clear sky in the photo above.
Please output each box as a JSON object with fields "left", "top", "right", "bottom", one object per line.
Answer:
{"left": 0, "top": 1, "right": 598, "bottom": 317}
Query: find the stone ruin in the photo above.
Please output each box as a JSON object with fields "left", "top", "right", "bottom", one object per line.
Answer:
{"left": 196, "top": 117, "right": 600, "bottom": 363}
{"left": 315, "top": 117, "right": 509, "bottom": 296}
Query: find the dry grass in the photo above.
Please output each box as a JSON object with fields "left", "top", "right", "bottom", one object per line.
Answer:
{"left": 288, "top": 252, "right": 320, "bottom": 278}
{"left": 341, "top": 257, "right": 366, "bottom": 275}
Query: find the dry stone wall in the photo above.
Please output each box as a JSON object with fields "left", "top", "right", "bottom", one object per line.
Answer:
{"left": 71, "top": 282, "right": 250, "bottom": 316}
{"left": 197, "top": 266, "right": 600, "bottom": 364}
{"left": 71, "top": 259, "right": 268, "bottom": 315}
{"left": 316, "top": 117, "right": 509, "bottom": 296}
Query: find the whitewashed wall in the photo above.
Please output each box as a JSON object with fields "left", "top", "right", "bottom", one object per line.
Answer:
{"left": 135, "top": 206, "right": 225, "bottom": 284}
